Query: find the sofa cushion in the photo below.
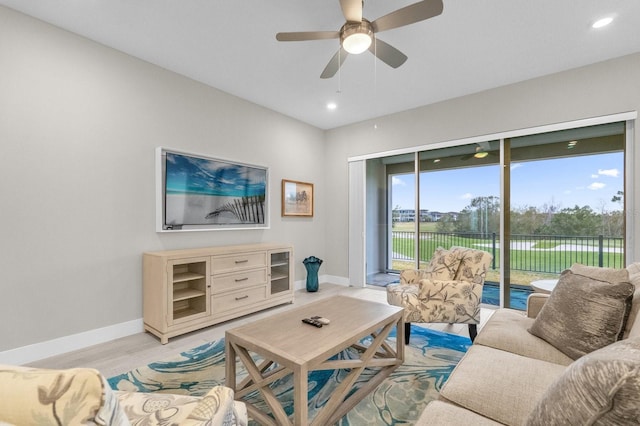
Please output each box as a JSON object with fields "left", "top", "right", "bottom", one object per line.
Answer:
{"left": 525, "top": 338, "right": 640, "bottom": 426}
{"left": 440, "top": 345, "right": 566, "bottom": 426}
{"left": 570, "top": 263, "right": 630, "bottom": 283}
{"left": 528, "top": 266, "right": 634, "bottom": 360}
{"left": 415, "top": 400, "right": 503, "bottom": 426}
{"left": 625, "top": 262, "right": 640, "bottom": 339}
{"left": 0, "top": 364, "right": 128, "bottom": 426}
{"left": 475, "top": 309, "right": 573, "bottom": 366}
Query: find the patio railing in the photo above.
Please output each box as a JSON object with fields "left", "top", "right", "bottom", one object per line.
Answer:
{"left": 392, "top": 231, "right": 624, "bottom": 273}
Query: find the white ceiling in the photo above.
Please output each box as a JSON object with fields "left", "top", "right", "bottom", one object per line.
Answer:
{"left": 3, "top": 0, "right": 640, "bottom": 130}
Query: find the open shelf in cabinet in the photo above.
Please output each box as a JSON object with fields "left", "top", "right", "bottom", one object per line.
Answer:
{"left": 171, "top": 260, "right": 208, "bottom": 320}
{"left": 173, "top": 287, "right": 206, "bottom": 302}
{"left": 173, "top": 271, "right": 206, "bottom": 283}
{"left": 270, "top": 250, "right": 291, "bottom": 295}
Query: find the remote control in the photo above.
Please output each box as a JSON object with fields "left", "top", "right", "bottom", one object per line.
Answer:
{"left": 311, "top": 316, "right": 330, "bottom": 325}
{"left": 302, "top": 318, "right": 323, "bottom": 328}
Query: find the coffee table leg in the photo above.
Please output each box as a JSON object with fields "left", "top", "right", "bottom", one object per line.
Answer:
{"left": 397, "top": 317, "right": 405, "bottom": 363}
{"left": 293, "top": 365, "right": 309, "bottom": 425}
{"left": 225, "top": 337, "right": 236, "bottom": 392}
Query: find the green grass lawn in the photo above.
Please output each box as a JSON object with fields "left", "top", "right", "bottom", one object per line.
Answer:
{"left": 390, "top": 224, "right": 624, "bottom": 282}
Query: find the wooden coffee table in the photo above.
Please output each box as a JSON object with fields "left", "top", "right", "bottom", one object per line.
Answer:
{"left": 225, "top": 295, "right": 404, "bottom": 426}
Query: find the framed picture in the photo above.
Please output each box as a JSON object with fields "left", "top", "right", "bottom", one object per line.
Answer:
{"left": 282, "top": 179, "right": 314, "bottom": 217}
{"left": 157, "top": 147, "right": 269, "bottom": 232}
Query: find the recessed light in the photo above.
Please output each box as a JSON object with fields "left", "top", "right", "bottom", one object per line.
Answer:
{"left": 592, "top": 17, "right": 613, "bottom": 29}
{"left": 327, "top": 102, "right": 337, "bottom": 110}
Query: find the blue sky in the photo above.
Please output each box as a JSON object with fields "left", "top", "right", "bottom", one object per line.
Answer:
{"left": 391, "top": 152, "right": 624, "bottom": 213}
{"left": 166, "top": 152, "right": 266, "bottom": 197}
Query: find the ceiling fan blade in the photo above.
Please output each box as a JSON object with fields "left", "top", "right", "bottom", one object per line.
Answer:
{"left": 369, "top": 38, "right": 407, "bottom": 68}
{"left": 371, "top": 0, "right": 443, "bottom": 33}
{"left": 276, "top": 31, "right": 340, "bottom": 42}
{"left": 320, "top": 48, "right": 349, "bottom": 79}
{"left": 339, "top": 0, "right": 362, "bottom": 23}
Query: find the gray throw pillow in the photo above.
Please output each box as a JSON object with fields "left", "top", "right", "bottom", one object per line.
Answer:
{"left": 525, "top": 338, "right": 640, "bottom": 426}
{"left": 528, "top": 267, "right": 634, "bottom": 360}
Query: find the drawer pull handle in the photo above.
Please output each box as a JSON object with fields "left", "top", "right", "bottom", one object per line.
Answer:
{"left": 235, "top": 295, "right": 249, "bottom": 301}
{"left": 235, "top": 277, "right": 249, "bottom": 282}
{"left": 235, "top": 259, "right": 249, "bottom": 264}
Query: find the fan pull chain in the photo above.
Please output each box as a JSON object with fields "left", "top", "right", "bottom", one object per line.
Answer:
{"left": 373, "top": 36, "right": 378, "bottom": 129}
{"left": 337, "top": 48, "right": 342, "bottom": 94}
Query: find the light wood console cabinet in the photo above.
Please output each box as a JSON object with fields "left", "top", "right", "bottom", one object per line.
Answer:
{"left": 143, "top": 243, "right": 294, "bottom": 344}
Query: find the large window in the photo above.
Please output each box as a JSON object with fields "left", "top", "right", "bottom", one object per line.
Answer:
{"left": 364, "top": 121, "right": 627, "bottom": 310}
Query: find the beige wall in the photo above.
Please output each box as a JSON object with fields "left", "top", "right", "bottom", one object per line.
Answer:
{"left": 324, "top": 52, "right": 640, "bottom": 280}
{"left": 0, "top": 6, "right": 326, "bottom": 353}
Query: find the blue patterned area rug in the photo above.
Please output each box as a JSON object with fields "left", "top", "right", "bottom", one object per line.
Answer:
{"left": 108, "top": 326, "right": 470, "bottom": 425}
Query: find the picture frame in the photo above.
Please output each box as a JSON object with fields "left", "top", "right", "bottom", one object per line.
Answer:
{"left": 282, "top": 179, "right": 314, "bottom": 217}
{"left": 157, "top": 147, "right": 269, "bottom": 232}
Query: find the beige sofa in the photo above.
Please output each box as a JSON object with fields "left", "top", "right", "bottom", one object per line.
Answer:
{"left": 416, "top": 263, "right": 640, "bottom": 425}
{"left": 0, "top": 364, "right": 247, "bottom": 425}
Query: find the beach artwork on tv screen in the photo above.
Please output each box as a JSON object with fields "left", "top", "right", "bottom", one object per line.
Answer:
{"left": 163, "top": 150, "right": 267, "bottom": 230}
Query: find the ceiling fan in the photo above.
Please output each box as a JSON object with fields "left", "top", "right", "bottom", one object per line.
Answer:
{"left": 275, "top": 0, "right": 444, "bottom": 78}
{"left": 460, "top": 142, "right": 498, "bottom": 161}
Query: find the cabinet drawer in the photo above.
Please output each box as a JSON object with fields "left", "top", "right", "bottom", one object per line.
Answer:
{"left": 212, "top": 286, "right": 266, "bottom": 313}
{"left": 211, "top": 252, "right": 266, "bottom": 274}
{"left": 211, "top": 269, "right": 267, "bottom": 293}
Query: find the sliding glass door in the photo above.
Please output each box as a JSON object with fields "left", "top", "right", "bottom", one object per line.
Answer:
{"left": 363, "top": 120, "right": 627, "bottom": 310}
{"left": 417, "top": 143, "right": 500, "bottom": 277}
{"left": 506, "top": 123, "right": 625, "bottom": 307}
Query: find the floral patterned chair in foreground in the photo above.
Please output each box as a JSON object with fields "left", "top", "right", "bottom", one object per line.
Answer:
{"left": 387, "top": 247, "right": 493, "bottom": 344}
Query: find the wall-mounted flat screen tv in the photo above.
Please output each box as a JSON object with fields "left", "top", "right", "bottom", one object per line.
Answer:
{"left": 157, "top": 148, "right": 269, "bottom": 231}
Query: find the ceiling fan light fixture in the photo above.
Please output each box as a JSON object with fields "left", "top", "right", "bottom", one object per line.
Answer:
{"left": 473, "top": 148, "right": 489, "bottom": 159}
{"left": 341, "top": 21, "right": 373, "bottom": 54}
{"left": 592, "top": 16, "right": 613, "bottom": 29}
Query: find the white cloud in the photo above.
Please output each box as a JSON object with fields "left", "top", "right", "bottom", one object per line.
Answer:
{"left": 511, "top": 164, "right": 523, "bottom": 171}
{"left": 460, "top": 193, "right": 473, "bottom": 200}
{"left": 591, "top": 174, "right": 599, "bottom": 179}
{"left": 391, "top": 176, "right": 405, "bottom": 186}
{"left": 598, "top": 168, "right": 619, "bottom": 177}
{"left": 588, "top": 182, "right": 606, "bottom": 190}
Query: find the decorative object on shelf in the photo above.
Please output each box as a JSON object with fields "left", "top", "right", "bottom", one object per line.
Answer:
{"left": 282, "top": 179, "right": 314, "bottom": 217}
{"left": 303, "top": 256, "right": 323, "bottom": 292}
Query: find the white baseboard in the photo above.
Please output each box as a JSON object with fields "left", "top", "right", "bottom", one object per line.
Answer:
{"left": 0, "top": 319, "right": 144, "bottom": 366}
{"left": 294, "top": 274, "right": 350, "bottom": 290}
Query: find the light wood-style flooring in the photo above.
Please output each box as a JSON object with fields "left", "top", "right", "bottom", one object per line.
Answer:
{"left": 27, "top": 284, "right": 495, "bottom": 378}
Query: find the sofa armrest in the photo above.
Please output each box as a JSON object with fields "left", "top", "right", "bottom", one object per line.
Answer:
{"left": 182, "top": 386, "right": 247, "bottom": 426}
{"left": 526, "top": 293, "right": 550, "bottom": 318}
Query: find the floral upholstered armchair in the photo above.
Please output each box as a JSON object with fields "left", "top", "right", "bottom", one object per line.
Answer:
{"left": 0, "top": 363, "right": 248, "bottom": 426}
{"left": 386, "top": 246, "right": 493, "bottom": 343}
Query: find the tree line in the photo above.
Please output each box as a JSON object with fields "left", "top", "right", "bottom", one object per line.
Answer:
{"left": 433, "top": 193, "right": 624, "bottom": 238}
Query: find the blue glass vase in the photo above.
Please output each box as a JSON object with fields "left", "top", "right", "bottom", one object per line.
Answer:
{"left": 303, "top": 256, "right": 323, "bottom": 292}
